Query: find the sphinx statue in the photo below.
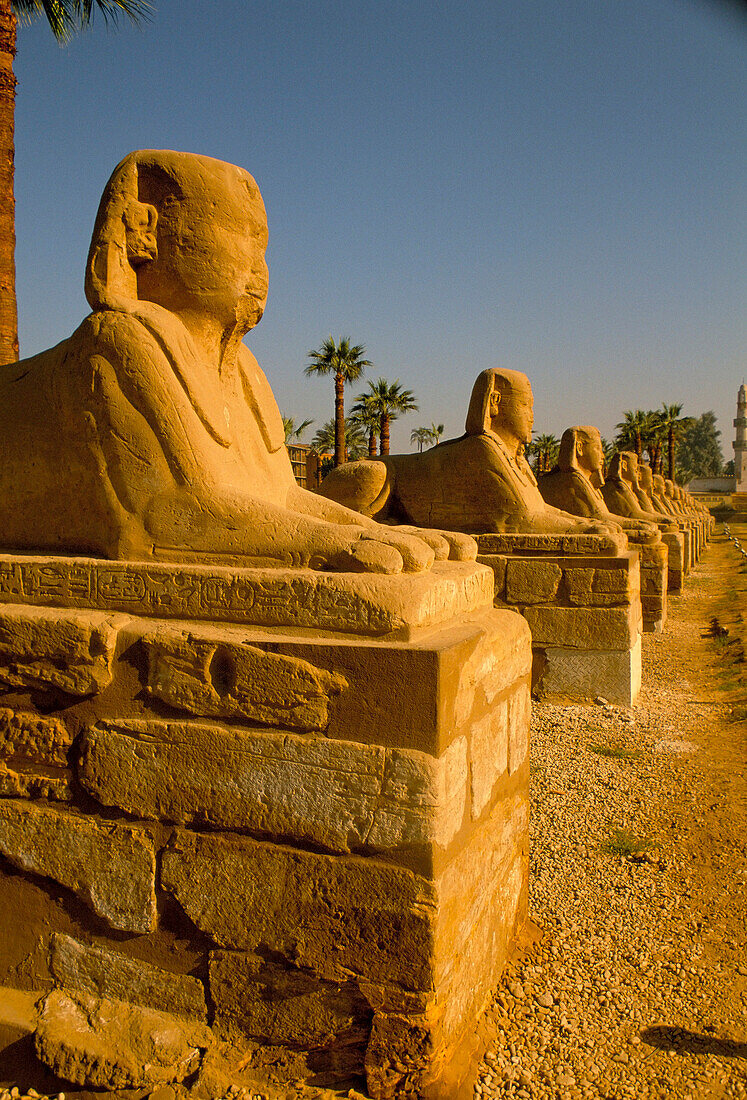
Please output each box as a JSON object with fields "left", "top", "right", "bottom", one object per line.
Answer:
{"left": 539, "top": 426, "right": 659, "bottom": 543}
{"left": 319, "top": 368, "right": 624, "bottom": 546}
{"left": 0, "top": 150, "right": 474, "bottom": 575}
{"left": 601, "top": 452, "right": 679, "bottom": 529}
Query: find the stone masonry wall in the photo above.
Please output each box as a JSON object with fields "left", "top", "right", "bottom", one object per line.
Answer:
{"left": 0, "top": 593, "right": 531, "bottom": 1100}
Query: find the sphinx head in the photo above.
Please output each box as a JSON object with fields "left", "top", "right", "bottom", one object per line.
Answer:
{"left": 558, "top": 426, "right": 605, "bottom": 487}
{"left": 86, "top": 150, "right": 269, "bottom": 335}
{"left": 466, "top": 368, "right": 533, "bottom": 445}
{"left": 664, "top": 478, "right": 676, "bottom": 497}
{"left": 653, "top": 473, "right": 667, "bottom": 494}
{"left": 638, "top": 464, "right": 654, "bottom": 493}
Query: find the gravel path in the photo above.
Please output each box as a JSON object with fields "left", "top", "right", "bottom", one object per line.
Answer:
{"left": 476, "top": 528, "right": 747, "bottom": 1100}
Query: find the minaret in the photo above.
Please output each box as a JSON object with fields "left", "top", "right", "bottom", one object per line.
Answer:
{"left": 734, "top": 382, "right": 747, "bottom": 492}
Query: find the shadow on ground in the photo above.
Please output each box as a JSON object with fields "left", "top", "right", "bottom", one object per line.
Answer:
{"left": 642, "top": 1025, "right": 747, "bottom": 1059}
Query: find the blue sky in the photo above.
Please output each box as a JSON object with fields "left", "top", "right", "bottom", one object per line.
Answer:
{"left": 14, "top": 0, "right": 746, "bottom": 455}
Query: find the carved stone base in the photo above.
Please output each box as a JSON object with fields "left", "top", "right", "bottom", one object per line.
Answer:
{"left": 0, "top": 558, "right": 531, "bottom": 1099}
{"left": 476, "top": 537, "right": 643, "bottom": 707}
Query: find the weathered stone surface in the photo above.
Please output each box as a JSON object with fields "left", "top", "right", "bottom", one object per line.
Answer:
{"left": 0, "top": 760, "right": 71, "bottom": 801}
{"left": 35, "top": 990, "right": 211, "bottom": 1088}
{"left": 209, "top": 950, "right": 371, "bottom": 1048}
{"left": 469, "top": 703, "right": 508, "bottom": 820}
{"left": 364, "top": 1011, "right": 437, "bottom": 1100}
{"left": 564, "top": 566, "right": 631, "bottom": 607}
{"left": 508, "top": 685, "right": 531, "bottom": 775}
{"left": 0, "top": 800, "right": 156, "bottom": 932}
{"left": 142, "top": 629, "right": 346, "bottom": 730}
{"left": 0, "top": 709, "right": 72, "bottom": 764}
{"left": 51, "top": 935, "right": 206, "bottom": 1021}
{"left": 505, "top": 561, "right": 562, "bottom": 604}
{"left": 452, "top": 611, "right": 532, "bottom": 729}
{"left": 161, "top": 832, "right": 436, "bottom": 989}
{"left": 537, "top": 636, "right": 642, "bottom": 707}
{"left": 522, "top": 604, "right": 639, "bottom": 649}
{"left": 0, "top": 605, "right": 123, "bottom": 695}
{"left": 80, "top": 720, "right": 466, "bottom": 856}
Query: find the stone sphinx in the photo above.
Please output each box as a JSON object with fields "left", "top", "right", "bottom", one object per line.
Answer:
{"left": 601, "top": 452, "right": 678, "bottom": 530}
{"left": 0, "top": 150, "right": 471, "bottom": 577}
{"left": 539, "top": 426, "right": 658, "bottom": 542}
{"left": 320, "top": 368, "right": 623, "bottom": 546}
{"left": 539, "top": 427, "right": 668, "bottom": 631}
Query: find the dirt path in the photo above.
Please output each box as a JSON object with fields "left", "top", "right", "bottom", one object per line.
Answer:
{"left": 477, "top": 525, "right": 747, "bottom": 1100}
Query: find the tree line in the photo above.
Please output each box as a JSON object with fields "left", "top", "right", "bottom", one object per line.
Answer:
{"left": 530, "top": 405, "right": 726, "bottom": 484}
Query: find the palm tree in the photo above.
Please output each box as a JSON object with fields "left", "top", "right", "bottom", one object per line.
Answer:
{"left": 0, "top": 0, "right": 151, "bottom": 364}
{"left": 530, "top": 433, "right": 560, "bottom": 475}
{"left": 410, "top": 427, "right": 432, "bottom": 452}
{"left": 658, "top": 403, "right": 692, "bottom": 481}
{"left": 360, "top": 377, "right": 418, "bottom": 456}
{"left": 312, "top": 418, "right": 367, "bottom": 461}
{"left": 349, "top": 393, "right": 380, "bottom": 457}
{"left": 304, "top": 336, "right": 371, "bottom": 467}
{"left": 615, "top": 410, "right": 652, "bottom": 459}
{"left": 281, "top": 416, "right": 313, "bottom": 444}
{"left": 599, "top": 437, "right": 617, "bottom": 473}
{"left": 428, "top": 422, "right": 445, "bottom": 445}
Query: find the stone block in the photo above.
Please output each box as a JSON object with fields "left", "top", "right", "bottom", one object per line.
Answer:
{"left": 536, "top": 636, "right": 642, "bottom": 707}
{"left": 142, "top": 628, "right": 346, "bottom": 731}
{"left": 161, "top": 831, "right": 436, "bottom": 990}
{"left": 468, "top": 702, "right": 508, "bottom": 819}
{"left": 504, "top": 561, "right": 562, "bottom": 604}
{"left": 50, "top": 934, "right": 207, "bottom": 1020}
{"left": 0, "top": 554, "right": 493, "bottom": 639}
{"left": 0, "top": 760, "right": 71, "bottom": 801}
{"left": 35, "top": 990, "right": 211, "bottom": 1088}
{"left": 0, "top": 709, "right": 72, "bottom": 765}
{"left": 0, "top": 800, "right": 156, "bottom": 932}
{"left": 522, "top": 604, "right": 639, "bottom": 649}
{"left": 508, "top": 685, "right": 531, "bottom": 775}
{"left": 0, "top": 604, "right": 123, "bottom": 695}
{"left": 209, "top": 950, "right": 371, "bottom": 1048}
{"left": 564, "top": 566, "right": 632, "bottom": 607}
{"left": 79, "top": 720, "right": 467, "bottom": 859}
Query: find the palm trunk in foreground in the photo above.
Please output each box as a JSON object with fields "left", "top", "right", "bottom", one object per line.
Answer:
{"left": 0, "top": 0, "right": 17, "bottom": 364}
{"left": 668, "top": 427, "right": 675, "bottom": 481}
{"left": 368, "top": 430, "right": 377, "bottom": 457}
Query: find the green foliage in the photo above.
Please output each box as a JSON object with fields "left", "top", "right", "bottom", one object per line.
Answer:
{"left": 676, "top": 411, "right": 724, "bottom": 482}
{"left": 14, "top": 0, "right": 152, "bottom": 43}
{"left": 305, "top": 336, "right": 372, "bottom": 466}
{"left": 409, "top": 422, "right": 444, "bottom": 452}
{"left": 281, "top": 415, "right": 313, "bottom": 444}
{"left": 529, "top": 433, "right": 559, "bottom": 475}
{"left": 589, "top": 743, "right": 639, "bottom": 760}
{"left": 312, "top": 418, "right": 367, "bottom": 460}
{"left": 356, "top": 378, "right": 418, "bottom": 455}
{"left": 603, "top": 828, "right": 651, "bottom": 857}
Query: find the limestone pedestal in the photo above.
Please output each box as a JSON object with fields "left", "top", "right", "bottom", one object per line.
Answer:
{"left": 476, "top": 534, "right": 642, "bottom": 707}
{"left": 661, "top": 530, "right": 686, "bottom": 592}
{"left": 0, "top": 554, "right": 531, "bottom": 1100}
{"left": 635, "top": 541, "right": 668, "bottom": 633}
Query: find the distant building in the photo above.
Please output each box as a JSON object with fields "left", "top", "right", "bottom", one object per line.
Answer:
{"left": 688, "top": 383, "right": 747, "bottom": 510}
{"left": 286, "top": 444, "right": 331, "bottom": 491}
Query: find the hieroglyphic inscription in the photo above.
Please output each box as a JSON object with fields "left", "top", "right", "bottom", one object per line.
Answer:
{"left": 0, "top": 556, "right": 393, "bottom": 634}
{"left": 476, "top": 533, "right": 612, "bottom": 556}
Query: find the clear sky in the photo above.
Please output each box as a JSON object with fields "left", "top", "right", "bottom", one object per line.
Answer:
{"left": 14, "top": 0, "right": 746, "bottom": 455}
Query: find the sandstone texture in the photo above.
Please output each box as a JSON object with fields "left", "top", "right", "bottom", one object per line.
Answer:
{"left": 142, "top": 628, "right": 346, "bottom": 729}
{"left": 50, "top": 934, "right": 207, "bottom": 1020}
{"left": 79, "top": 719, "right": 467, "bottom": 857}
{"left": 0, "top": 800, "right": 156, "bottom": 932}
{"left": 161, "top": 831, "right": 437, "bottom": 990}
{"left": 0, "top": 605, "right": 122, "bottom": 695}
{"left": 34, "top": 990, "right": 211, "bottom": 1088}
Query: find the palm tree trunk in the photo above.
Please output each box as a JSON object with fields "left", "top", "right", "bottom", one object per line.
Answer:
{"left": 668, "top": 426, "right": 675, "bottom": 481}
{"left": 0, "top": 0, "right": 18, "bottom": 365}
{"left": 634, "top": 432, "right": 642, "bottom": 458}
{"left": 334, "top": 371, "right": 346, "bottom": 467}
{"left": 379, "top": 414, "right": 390, "bottom": 456}
{"left": 368, "top": 430, "right": 377, "bottom": 457}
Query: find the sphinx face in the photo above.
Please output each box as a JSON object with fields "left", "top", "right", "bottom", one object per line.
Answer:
{"left": 137, "top": 165, "right": 269, "bottom": 332}
{"left": 491, "top": 378, "right": 534, "bottom": 445}
{"left": 580, "top": 434, "right": 605, "bottom": 488}
{"left": 638, "top": 467, "right": 654, "bottom": 492}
